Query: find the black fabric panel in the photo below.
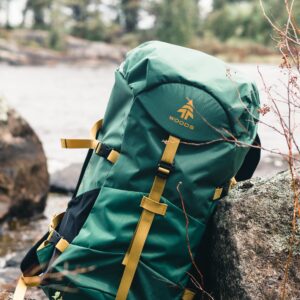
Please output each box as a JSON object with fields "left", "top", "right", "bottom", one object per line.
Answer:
{"left": 58, "top": 188, "right": 100, "bottom": 243}
{"left": 236, "top": 134, "right": 261, "bottom": 181}
{"left": 20, "top": 232, "right": 49, "bottom": 275}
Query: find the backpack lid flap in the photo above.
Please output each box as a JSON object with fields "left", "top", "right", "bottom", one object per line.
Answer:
{"left": 138, "top": 83, "right": 232, "bottom": 142}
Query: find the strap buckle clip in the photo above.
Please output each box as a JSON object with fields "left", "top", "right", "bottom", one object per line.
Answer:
{"left": 48, "top": 229, "right": 62, "bottom": 245}
{"left": 95, "top": 143, "right": 112, "bottom": 158}
{"left": 157, "top": 161, "right": 174, "bottom": 179}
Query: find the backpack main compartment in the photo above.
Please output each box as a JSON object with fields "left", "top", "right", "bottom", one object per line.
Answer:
{"left": 17, "top": 41, "right": 260, "bottom": 300}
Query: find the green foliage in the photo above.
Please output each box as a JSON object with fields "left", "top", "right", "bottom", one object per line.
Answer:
{"left": 212, "top": 0, "right": 251, "bottom": 10}
{"left": 155, "top": 0, "right": 198, "bottom": 46}
{"left": 120, "top": 0, "right": 140, "bottom": 32}
{"left": 47, "top": 0, "right": 65, "bottom": 50}
{"left": 71, "top": 15, "right": 106, "bottom": 41}
{"left": 208, "top": 0, "right": 300, "bottom": 44}
{"left": 48, "top": 28, "right": 65, "bottom": 50}
{"left": 24, "top": 0, "right": 52, "bottom": 29}
{"left": 1, "top": 0, "right": 300, "bottom": 56}
{"left": 66, "top": 0, "right": 107, "bottom": 40}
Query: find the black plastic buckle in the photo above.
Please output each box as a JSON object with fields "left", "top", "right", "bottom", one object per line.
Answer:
{"left": 95, "top": 143, "right": 112, "bottom": 158}
{"left": 157, "top": 161, "right": 174, "bottom": 179}
{"left": 48, "top": 230, "right": 62, "bottom": 245}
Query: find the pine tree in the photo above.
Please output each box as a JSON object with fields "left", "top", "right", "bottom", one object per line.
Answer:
{"left": 155, "top": 0, "right": 198, "bottom": 46}
{"left": 120, "top": 0, "right": 140, "bottom": 32}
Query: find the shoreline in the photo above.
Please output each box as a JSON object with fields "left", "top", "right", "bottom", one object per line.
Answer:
{"left": 0, "top": 29, "right": 281, "bottom": 66}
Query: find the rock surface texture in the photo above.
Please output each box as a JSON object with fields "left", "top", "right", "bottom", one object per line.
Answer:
{"left": 207, "top": 170, "right": 300, "bottom": 300}
{"left": 0, "top": 98, "right": 49, "bottom": 221}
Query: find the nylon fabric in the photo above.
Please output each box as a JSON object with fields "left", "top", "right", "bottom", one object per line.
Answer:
{"left": 116, "top": 135, "right": 180, "bottom": 299}
{"left": 16, "top": 41, "right": 260, "bottom": 300}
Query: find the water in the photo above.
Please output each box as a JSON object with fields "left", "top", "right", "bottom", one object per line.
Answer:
{"left": 0, "top": 63, "right": 117, "bottom": 174}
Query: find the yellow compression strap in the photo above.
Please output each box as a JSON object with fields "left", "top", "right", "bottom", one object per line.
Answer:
{"left": 55, "top": 238, "right": 69, "bottom": 253}
{"left": 182, "top": 289, "right": 196, "bottom": 300}
{"left": 14, "top": 212, "right": 67, "bottom": 300}
{"left": 213, "top": 177, "right": 237, "bottom": 200}
{"left": 13, "top": 275, "right": 41, "bottom": 300}
{"left": 60, "top": 119, "right": 120, "bottom": 164}
{"left": 37, "top": 212, "right": 65, "bottom": 251}
{"left": 116, "top": 135, "right": 180, "bottom": 300}
{"left": 90, "top": 119, "right": 103, "bottom": 139}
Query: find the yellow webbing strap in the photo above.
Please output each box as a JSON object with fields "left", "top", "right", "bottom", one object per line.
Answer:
{"left": 60, "top": 119, "right": 120, "bottom": 164}
{"left": 37, "top": 212, "right": 65, "bottom": 251}
{"left": 14, "top": 212, "right": 66, "bottom": 300}
{"left": 213, "top": 187, "right": 223, "bottom": 201}
{"left": 55, "top": 238, "right": 69, "bottom": 253}
{"left": 13, "top": 276, "right": 41, "bottom": 300}
{"left": 49, "top": 212, "right": 65, "bottom": 231}
{"left": 182, "top": 288, "right": 196, "bottom": 300}
{"left": 116, "top": 135, "right": 180, "bottom": 300}
{"left": 213, "top": 177, "right": 237, "bottom": 200}
{"left": 107, "top": 149, "right": 120, "bottom": 164}
{"left": 60, "top": 138, "right": 99, "bottom": 150}
{"left": 90, "top": 119, "right": 103, "bottom": 139}
{"left": 140, "top": 196, "right": 168, "bottom": 216}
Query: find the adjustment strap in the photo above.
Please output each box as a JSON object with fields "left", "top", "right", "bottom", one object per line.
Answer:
{"left": 140, "top": 196, "right": 168, "bottom": 216}
{"left": 49, "top": 212, "right": 65, "bottom": 231}
{"left": 14, "top": 212, "right": 67, "bottom": 300}
{"left": 60, "top": 118, "right": 119, "bottom": 164}
{"left": 61, "top": 138, "right": 99, "bottom": 149}
{"left": 37, "top": 212, "right": 65, "bottom": 251}
{"left": 90, "top": 119, "right": 103, "bottom": 139}
{"left": 182, "top": 288, "right": 196, "bottom": 300}
{"left": 13, "top": 275, "right": 41, "bottom": 300}
{"left": 55, "top": 238, "right": 69, "bottom": 253}
{"left": 61, "top": 138, "right": 119, "bottom": 164}
{"left": 213, "top": 177, "right": 237, "bottom": 200}
{"left": 116, "top": 135, "right": 180, "bottom": 300}
{"left": 95, "top": 142, "right": 120, "bottom": 164}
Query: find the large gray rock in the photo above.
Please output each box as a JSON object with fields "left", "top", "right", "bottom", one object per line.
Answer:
{"left": 0, "top": 98, "right": 49, "bottom": 221}
{"left": 206, "top": 170, "right": 300, "bottom": 299}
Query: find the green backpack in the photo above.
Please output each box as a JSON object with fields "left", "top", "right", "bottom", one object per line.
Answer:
{"left": 14, "top": 41, "right": 260, "bottom": 300}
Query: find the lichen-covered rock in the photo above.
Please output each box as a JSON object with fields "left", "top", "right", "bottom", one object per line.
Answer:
{"left": 207, "top": 170, "right": 300, "bottom": 299}
{"left": 0, "top": 99, "right": 49, "bottom": 221}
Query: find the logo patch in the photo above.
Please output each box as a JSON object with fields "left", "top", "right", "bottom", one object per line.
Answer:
{"left": 177, "top": 97, "right": 194, "bottom": 120}
{"left": 169, "top": 97, "right": 195, "bottom": 130}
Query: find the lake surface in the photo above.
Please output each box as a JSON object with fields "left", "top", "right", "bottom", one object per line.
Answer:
{"left": 0, "top": 63, "right": 299, "bottom": 174}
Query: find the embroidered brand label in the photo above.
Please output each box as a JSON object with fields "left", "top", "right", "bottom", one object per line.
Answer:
{"left": 169, "top": 97, "right": 195, "bottom": 130}
{"left": 177, "top": 97, "right": 194, "bottom": 120}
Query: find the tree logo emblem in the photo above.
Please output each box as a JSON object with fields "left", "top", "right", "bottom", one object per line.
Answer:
{"left": 177, "top": 97, "right": 194, "bottom": 120}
